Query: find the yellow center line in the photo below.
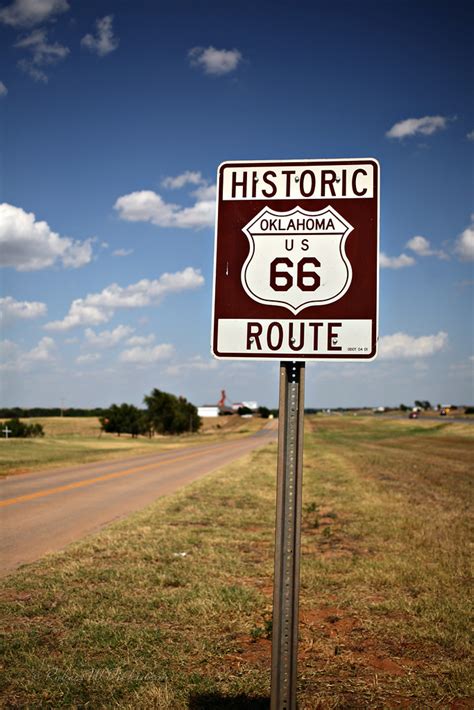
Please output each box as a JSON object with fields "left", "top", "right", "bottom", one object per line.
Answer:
{"left": 0, "top": 440, "right": 257, "bottom": 508}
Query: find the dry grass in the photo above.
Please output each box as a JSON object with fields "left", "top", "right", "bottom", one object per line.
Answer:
{"left": 0, "top": 416, "right": 268, "bottom": 477}
{"left": 0, "top": 416, "right": 472, "bottom": 708}
{"left": 0, "top": 416, "right": 103, "bottom": 437}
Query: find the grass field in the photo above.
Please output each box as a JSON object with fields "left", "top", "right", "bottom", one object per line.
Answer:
{"left": 1, "top": 416, "right": 473, "bottom": 708}
{"left": 0, "top": 415, "right": 267, "bottom": 477}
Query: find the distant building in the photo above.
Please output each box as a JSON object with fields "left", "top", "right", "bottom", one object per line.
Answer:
{"left": 198, "top": 406, "right": 220, "bottom": 418}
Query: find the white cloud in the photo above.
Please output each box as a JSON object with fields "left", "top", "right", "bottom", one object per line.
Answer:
{"left": 26, "top": 336, "right": 55, "bottom": 361}
{"left": 0, "top": 336, "right": 56, "bottom": 371}
{"left": 0, "top": 81, "right": 7, "bottom": 96}
{"left": 192, "top": 183, "right": 216, "bottom": 201}
{"left": 0, "top": 0, "right": 69, "bottom": 27}
{"left": 386, "top": 115, "right": 449, "bottom": 139}
{"left": 17, "top": 60, "right": 48, "bottom": 82}
{"left": 45, "top": 266, "right": 204, "bottom": 331}
{"left": 112, "top": 248, "right": 133, "bottom": 257}
{"left": 15, "top": 27, "right": 69, "bottom": 60}
{"left": 166, "top": 355, "right": 219, "bottom": 376}
{"left": 466, "top": 130, "right": 474, "bottom": 141}
{"left": 0, "top": 203, "right": 93, "bottom": 271}
{"left": 379, "top": 331, "right": 448, "bottom": 359}
{"left": 15, "top": 28, "right": 69, "bottom": 82}
{"left": 114, "top": 189, "right": 215, "bottom": 229}
{"left": 161, "top": 172, "right": 216, "bottom": 203}
{"left": 115, "top": 191, "right": 175, "bottom": 225}
{"left": 75, "top": 353, "right": 101, "bottom": 365}
{"left": 119, "top": 343, "right": 174, "bottom": 364}
{"left": 81, "top": 15, "right": 119, "bottom": 57}
{"left": 162, "top": 171, "right": 204, "bottom": 189}
{"left": 406, "top": 236, "right": 431, "bottom": 256}
{"left": 189, "top": 46, "right": 242, "bottom": 75}
{"left": 405, "top": 235, "right": 448, "bottom": 260}
{"left": 454, "top": 216, "right": 474, "bottom": 261}
{"left": 0, "top": 296, "right": 47, "bottom": 323}
{"left": 126, "top": 334, "right": 155, "bottom": 346}
{"left": 379, "top": 252, "right": 415, "bottom": 269}
{"left": 85, "top": 325, "right": 134, "bottom": 348}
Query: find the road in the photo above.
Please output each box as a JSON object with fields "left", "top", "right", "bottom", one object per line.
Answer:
{"left": 0, "top": 423, "right": 278, "bottom": 577}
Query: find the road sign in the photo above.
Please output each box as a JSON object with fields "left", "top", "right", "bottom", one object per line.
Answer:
{"left": 211, "top": 158, "right": 379, "bottom": 360}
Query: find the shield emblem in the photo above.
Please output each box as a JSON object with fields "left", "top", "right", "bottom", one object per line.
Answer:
{"left": 241, "top": 205, "right": 354, "bottom": 314}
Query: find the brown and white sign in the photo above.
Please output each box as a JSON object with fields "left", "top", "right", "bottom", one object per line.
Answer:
{"left": 211, "top": 158, "right": 379, "bottom": 360}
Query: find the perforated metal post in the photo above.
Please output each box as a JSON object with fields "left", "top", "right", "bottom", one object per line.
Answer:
{"left": 271, "top": 361, "right": 305, "bottom": 710}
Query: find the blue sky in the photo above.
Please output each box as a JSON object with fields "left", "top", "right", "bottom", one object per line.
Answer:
{"left": 0, "top": 0, "right": 472, "bottom": 409}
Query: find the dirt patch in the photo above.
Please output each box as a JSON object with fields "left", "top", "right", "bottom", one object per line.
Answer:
{"left": 449, "top": 700, "right": 474, "bottom": 710}
{"left": 299, "top": 607, "right": 424, "bottom": 678}
{"left": 0, "top": 589, "right": 37, "bottom": 604}
{"left": 348, "top": 636, "right": 424, "bottom": 677}
{"left": 358, "top": 653, "right": 406, "bottom": 675}
{"left": 301, "top": 607, "right": 365, "bottom": 645}
{"left": 226, "top": 635, "right": 271, "bottom": 668}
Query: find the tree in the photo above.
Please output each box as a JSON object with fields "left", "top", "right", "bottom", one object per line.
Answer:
{"left": 174, "top": 396, "right": 201, "bottom": 434}
{"left": 414, "top": 400, "right": 432, "bottom": 411}
{"left": 258, "top": 406, "right": 271, "bottom": 418}
{"left": 144, "top": 389, "right": 201, "bottom": 435}
{"left": 238, "top": 406, "right": 253, "bottom": 416}
{"left": 3, "top": 419, "right": 44, "bottom": 438}
{"left": 100, "top": 404, "right": 147, "bottom": 437}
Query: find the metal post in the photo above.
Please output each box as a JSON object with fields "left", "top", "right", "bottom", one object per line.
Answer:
{"left": 271, "top": 361, "right": 305, "bottom": 710}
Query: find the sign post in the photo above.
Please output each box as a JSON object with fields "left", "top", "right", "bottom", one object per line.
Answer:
{"left": 271, "top": 361, "right": 305, "bottom": 709}
{"left": 212, "top": 158, "right": 379, "bottom": 707}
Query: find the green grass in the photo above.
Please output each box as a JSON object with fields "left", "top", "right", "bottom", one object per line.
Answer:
{"left": 1, "top": 416, "right": 472, "bottom": 708}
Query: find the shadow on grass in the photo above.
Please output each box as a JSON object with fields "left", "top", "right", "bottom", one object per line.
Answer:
{"left": 188, "top": 694, "right": 270, "bottom": 709}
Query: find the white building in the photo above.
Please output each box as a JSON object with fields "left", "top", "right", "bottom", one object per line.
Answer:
{"left": 198, "top": 406, "right": 220, "bottom": 418}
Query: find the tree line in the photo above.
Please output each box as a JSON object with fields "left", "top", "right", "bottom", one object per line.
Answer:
{"left": 0, "top": 407, "right": 109, "bottom": 419}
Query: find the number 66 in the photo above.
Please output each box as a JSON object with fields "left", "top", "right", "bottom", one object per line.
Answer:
{"left": 270, "top": 257, "right": 321, "bottom": 292}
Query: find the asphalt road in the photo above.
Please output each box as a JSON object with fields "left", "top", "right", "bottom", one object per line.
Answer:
{"left": 0, "top": 423, "right": 278, "bottom": 577}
